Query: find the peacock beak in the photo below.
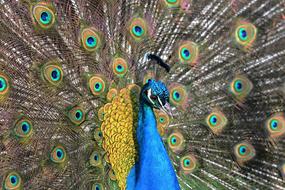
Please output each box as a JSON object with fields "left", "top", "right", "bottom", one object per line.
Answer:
{"left": 161, "top": 102, "right": 173, "bottom": 118}
{"left": 158, "top": 96, "right": 173, "bottom": 117}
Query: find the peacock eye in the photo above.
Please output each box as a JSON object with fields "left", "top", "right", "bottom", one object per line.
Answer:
{"left": 50, "top": 145, "right": 67, "bottom": 164}
{"left": 129, "top": 17, "right": 148, "bottom": 41}
{"left": 68, "top": 106, "right": 85, "bottom": 126}
{"left": 90, "top": 151, "right": 102, "bottom": 167}
{"left": 92, "top": 183, "right": 104, "bottom": 190}
{"left": 4, "top": 172, "right": 22, "bottom": 189}
{"left": 81, "top": 28, "right": 102, "bottom": 52}
{"left": 42, "top": 64, "right": 63, "bottom": 86}
{"left": 234, "top": 21, "right": 257, "bottom": 48}
{"left": 14, "top": 117, "right": 33, "bottom": 139}
{"left": 150, "top": 95, "right": 157, "bottom": 100}
{"left": 32, "top": 3, "right": 56, "bottom": 29}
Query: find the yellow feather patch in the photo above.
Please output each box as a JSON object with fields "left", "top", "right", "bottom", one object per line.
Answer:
{"left": 101, "top": 86, "right": 139, "bottom": 190}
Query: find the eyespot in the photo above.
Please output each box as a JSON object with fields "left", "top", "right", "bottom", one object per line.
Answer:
{"left": 155, "top": 110, "right": 170, "bottom": 136}
{"left": 229, "top": 75, "right": 253, "bottom": 102}
{"left": 68, "top": 106, "right": 85, "bottom": 126}
{"left": 180, "top": 154, "right": 197, "bottom": 174}
{"left": 238, "top": 28, "right": 247, "bottom": 41}
{"left": 108, "top": 169, "right": 117, "bottom": 181}
{"left": 97, "top": 107, "right": 105, "bottom": 122}
{"left": 0, "top": 72, "right": 10, "bottom": 99}
{"left": 181, "top": 48, "right": 191, "bottom": 60}
{"left": 88, "top": 75, "right": 106, "bottom": 96}
{"left": 92, "top": 183, "right": 104, "bottom": 190}
{"left": 81, "top": 28, "right": 102, "bottom": 52}
{"left": 42, "top": 64, "right": 63, "bottom": 86}
{"left": 234, "top": 21, "right": 257, "bottom": 48}
{"left": 50, "top": 145, "right": 66, "bottom": 164}
{"left": 233, "top": 141, "right": 255, "bottom": 165}
{"left": 132, "top": 26, "right": 144, "bottom": 37}
{"left": 90, "top": 151, "right": 102, "bottom": 167}
{"left": 0, "top": 75, "right": 8, "bottom": 92}
{"left": 279, "top": 162, "right": 285, "bottom": 180}
{"left": 143, "top": 71, "right": 155, "bottom": 85}
{"left": 112, "top": 57, "right": 128, "bottom": 77}
{"left": 32, "top": 2, "right": 56, "bottom": 29}
{"left": 94, "top": 128, "right": 103, "bottom": 143}
{"left": 3, "top": 171, "right": 22, "bottom": 190}
{"left": 129, "top": 18, "right": 148, "bottom": 41}
{"left": 167, "top": 131, "right": 185, "bottom": 153}
{"left": 265, "top": 113, "right": 285, "bottom": 139}
{"left": 164, "top": 0, "right": 180, "bottom": 8}
{"left": 206, "top": 110, "right": 228, "bottom": 135}
{"left": 169, "top": 83, "right": 188, "bottom": 109}
{"left": 14, "top": 117, "right": 33, "bottom": 139}
{"left": 178, "top": 41, "right": 199, "bottom": 66}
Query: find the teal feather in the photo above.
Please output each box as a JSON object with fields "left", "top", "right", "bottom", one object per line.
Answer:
{"left": 127, "top": 80, "right": 180, "bottom": 190}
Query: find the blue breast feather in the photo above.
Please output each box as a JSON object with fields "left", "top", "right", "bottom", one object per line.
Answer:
{"left": 126, "top": 103, "right": 180, "bottom": 190}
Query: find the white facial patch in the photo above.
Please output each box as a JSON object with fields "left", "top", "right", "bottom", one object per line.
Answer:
{"left": 147, "top": 89, "right": 155, "bottom": 105}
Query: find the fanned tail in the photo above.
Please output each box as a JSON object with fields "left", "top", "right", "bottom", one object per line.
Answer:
{"left": 0, "top": 0, "right": 285, "bottom": 190}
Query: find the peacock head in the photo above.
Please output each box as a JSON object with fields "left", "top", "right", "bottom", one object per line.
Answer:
{"left": 141, "top": 79, "right": 172, "bottom": 115}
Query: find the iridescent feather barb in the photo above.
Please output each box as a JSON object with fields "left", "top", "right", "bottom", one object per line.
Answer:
{"left": 0, "top": 0, "right": 285, "bottom": 190}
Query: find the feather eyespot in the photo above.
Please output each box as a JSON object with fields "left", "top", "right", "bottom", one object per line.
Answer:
{"left": 112, "top": 57, "right": 128, "bottom": 77}
{"left": 14, "top": 116, "right": 33, "bottom": 139}
{"left": 143, "top": 71, "right": 155, "bottom": 85}
{"left": 90, "top": 151, "right": 102, "bottom": 167}
{"left": 206, "top": 110, "right": 228, "bottom": 135}
{"left": 32, "top": 2, "right": 56, "bottom": 29}
{"left": 0, "top": 75, "right": 8, "bottom": 93}
{"left": 42, "top": 64, "right": 63, "bottom": 86}
{"left": 108, "top": 170, "right": 117, "bottom": 181}
{"left": 178, "top": 41, "right": 199, "bottom": 66}
{"left": 169, "top": 83, "right": 188, "bottom": 109}
{"left": 163, "top": 0, "right": 180, "bottom": 8}
{"left": 166, "top": 0, "right": 178, "bottom": 3}
{"left": 279, "top": 162, "right": 285, "bottom": 180}
{"left": 68, "top": 106, "right": 85, "bottom": 126}
{"left": 155, "top": 110, "right": 170, "bottom": 136}
{"left": 88, "top": 75, "right": 107, "bottom": 96}
{"left": 81, "top": 28, "right": 102, "bottom": 52}
{"left": 92, "top": 183, "right": 104, "bottom": 190}
{"left": 229, "top": 75, "right": 253, "bottom": 102}
{"left": 167, "top": 131, "right": 185, "bottom": 153}
{"left": 155, "top": 110, "right": 170, "bottom": 126}
{"left": 97, "top": 107, "right": 105, "bottom": 122}
{"left": 233, "top": 141, "right": 255, "bottom": 165}
{"left": 50, "top": 145, "right": 66, "bottom": 164}
{"left": 132, "top": 25, "right": 144, "bottom": 37}
{"left": 0, "top": 72, "right": 10, "bottom": 100}
{"left": 129, "top": 18, "right": 148, "bottom": 41}
{"left": 180, "top": 154, "right": 197, "bottom": 174}
{"left": 265, "top": 113, "right": 285, "bottom": 139}
{"left": 234, "top": 20, "right": 257, "bottom": 49}
{"left": 94, "top": 128, "right": 103, "bottom": 144}
{"left": 3, "top": 172, "right": 22, "bottom": 190}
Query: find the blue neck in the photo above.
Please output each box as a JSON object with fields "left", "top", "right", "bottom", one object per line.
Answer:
{"left": 132, "top": 101, "right": 180, "bottom": 190}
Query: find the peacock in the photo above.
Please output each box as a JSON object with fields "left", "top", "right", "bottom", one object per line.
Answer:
{"left": 0, "top": 0, "right": 285, "bottom": 189}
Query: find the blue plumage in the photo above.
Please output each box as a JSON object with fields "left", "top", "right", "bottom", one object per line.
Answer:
{"left": 127, "top": 80, "right": 180, "bottom": 190}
